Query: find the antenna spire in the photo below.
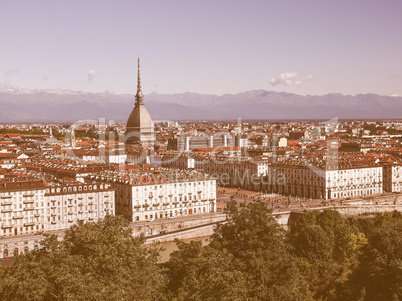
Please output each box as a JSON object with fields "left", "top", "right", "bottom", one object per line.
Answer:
{"left": 135, "top": 56, "right": 144, "bottom": 106}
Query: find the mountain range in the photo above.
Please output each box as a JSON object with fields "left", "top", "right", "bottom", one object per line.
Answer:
{"left": 0, "top": 87, "right": 401, "bottom": 123}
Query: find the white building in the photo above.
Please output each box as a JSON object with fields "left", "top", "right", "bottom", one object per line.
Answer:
{"left": 383, "top": 163, "right": 402, "bottom": 193}
{"left": 90, "top": 169, "right": 216, "bottom": 222}
{"left": 44, "top": 182, "right": 115, "bottom": 231}
{"left": 325, "top": 166, "right": 382, "bottom": 199}
{"left": 265, "top": 163, "right": 383, "bottom": 200}
{"left": 0, "top": 180, "right": 47, "bottom": 237}
{"left": 162, "top": 154, "right": 268, "bottom": 190}
{"left": 0, "top": 180, "right": 114, "bottom": 237}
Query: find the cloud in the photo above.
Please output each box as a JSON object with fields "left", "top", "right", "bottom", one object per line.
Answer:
{"left": 87, "top": 69, "right": 97, "bottom": 82}
{"left": 269, "top": 72, "right": 313, "bottom": 87}
{"left": 42, "top": 71, "right": 52, "bottom": 80}
{"left": 4, "top": 69, "right": 20, "bottom": 78}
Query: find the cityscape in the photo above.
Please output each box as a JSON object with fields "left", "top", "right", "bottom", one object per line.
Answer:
{"left": 1, "top": 1, "right": 402, "bottom": 300}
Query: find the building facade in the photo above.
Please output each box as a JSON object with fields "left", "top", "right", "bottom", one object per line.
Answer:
{"left": 383, "top": 164, "right": 402, "bottom": 192}
{"left": 90, "top": 170, "right": 216, "bottom": 222}
{"left": 0, "top": 180, "right": 114, "bottom": 238}
{"left": 264, "top": 164, "right": 383, "bottom": 200}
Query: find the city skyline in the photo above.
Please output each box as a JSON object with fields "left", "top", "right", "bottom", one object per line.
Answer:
{"left": 1, "top": 0, "right": 402, "bottom": 97}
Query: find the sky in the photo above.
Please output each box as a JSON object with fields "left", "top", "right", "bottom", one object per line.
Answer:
{"left": 1, "top": 0, "right": 402, "bottom": 96}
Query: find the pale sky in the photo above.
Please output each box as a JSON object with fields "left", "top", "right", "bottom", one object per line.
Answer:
{"left": 1, "top": 0, "right": 402, "bottom": 96}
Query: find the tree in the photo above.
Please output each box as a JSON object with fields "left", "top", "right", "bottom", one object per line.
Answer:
{"left": 165, "top": 201, "right": 312, "bottom": 301}
{"left": 347, "top": 211, "right": 402, "bottom": 301}
{"left": 165, "top": 239, "right": 248, "bottom": 301}
{"left": 0, "top": 215, "right": 164, "bottom": 301}
{"left": 289, "top": 210, "right": 367, "bottom": 300}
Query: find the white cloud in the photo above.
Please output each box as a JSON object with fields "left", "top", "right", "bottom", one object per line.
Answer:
{"left": 42, "top": 71, "right": 52, "bottom": 80}
{"left": 269, "top": 72, "right": 313, "bottom": 87}
{"left": 87, "top": 69, "right": 97, "bottom": 82}
{"left": 4, "top": 69, "right": 20, "bottom": 78}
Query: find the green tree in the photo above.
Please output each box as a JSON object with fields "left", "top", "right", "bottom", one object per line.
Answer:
{"left": 165, "top": 239, "right": 248, "bottom": 301}
{"left": 347, "top": 211, "right": 402, "bottom": 301}
{"left": 0, "top": 215, "right": 164, "bottom": 301}
{"left": 289, "top": 210, "right": 367, "bottom": 300}
{"left": 165, "top": 201, "right": 312, "bottom": 301}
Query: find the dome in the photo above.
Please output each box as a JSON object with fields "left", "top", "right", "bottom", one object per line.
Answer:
{"left": 125, "top": 57, "right": 155, "bottom": 146}
{"left": 126, "top": 104, "right": 153, "bottom": 129}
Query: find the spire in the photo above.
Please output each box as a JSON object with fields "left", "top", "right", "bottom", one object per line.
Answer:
{"left": 135, "top": 56, "right": 144, "bottom": 106}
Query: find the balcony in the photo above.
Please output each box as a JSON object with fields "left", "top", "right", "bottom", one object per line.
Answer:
{"left": 142, "top": 204, "right": 149, "bottom": 208}
{"left": 1, "top": 196, "right": 12, "bottom": 199}
{"left": 13, "top": 215, "right": 23, "bottom": 219}
{"left": 23, "top": 194, "right": 34, "bottom": 198}
{"left": 163, "top": 202, "right": 170, "bottom": 206}
{"left": 23, "top": 207, "right": 34, "bottom": 211}
{"left": 23, "top": 200, "right": 34, "bottom": 204}
{"left": 1, "top": 209, "right": 12, "bottom": 213}
{"left": 134, "top": 205, "right": 141, "bottom": 209}
{"left": 34, "top": 214, "right": 40, "bottom": 217}
{"left": 51, "top": 213, "right": 56, "bottom": 217}
{"left": 1, "top": 201, "right": 12, "bottom": 206}
{"left": 68, "top": 212, "right": 73, "bottom": 215}
{"left": 51, "top": 206, "right": 56, "bottom": 209}
{"left": 2, "top": 224, "right": 12, "bottom": 229}
{"left": 24, "top": 222, "right": 35, "bottom": 227}
{"left": 153, "top": 203, "right": 160, "bottom": 207}
{"left": 51, "top": 221, "right": 57, "bottom": 225}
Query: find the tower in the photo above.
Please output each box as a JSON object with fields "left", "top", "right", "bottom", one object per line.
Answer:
{"left": 125, "top": 58, "right": 155, "bottom": 147}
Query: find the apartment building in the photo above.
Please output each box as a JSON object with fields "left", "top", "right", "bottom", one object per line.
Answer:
{"left": 265, "top": 157, "right": 383, "bottom": 200}
{"left": 0, "top": 179, "right": 114, "bottom": 237}
{"left": 383, "top": 163, "right": 402, "bottom": 193}
{"left": 90, "top": 169, "right": 216, "bottom": 222}
{"left": 161, "top": 154, "right": 268, "bottom": 190}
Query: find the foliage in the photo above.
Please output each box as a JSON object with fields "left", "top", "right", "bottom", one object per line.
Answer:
{"left": 165, "top": 201, "right": 312, "bottom": 301}
{"left": 165, "top": 240, "right": 248, "bottom": 301}
{"left": 0, "top": 215, "right": 164, "bottom": 301}
{"left": 289, "top": 210, "right": 367, "bottom": 300}
{"left": 0, "top": 205, "right": 401, "bottom": 301}
{"left": 345, "top": 210, "right": 402, "bottom": 301}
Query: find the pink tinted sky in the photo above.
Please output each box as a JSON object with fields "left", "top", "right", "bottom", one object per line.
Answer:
{"left": 1, "top": 0, "right": 402, "bottom": 96}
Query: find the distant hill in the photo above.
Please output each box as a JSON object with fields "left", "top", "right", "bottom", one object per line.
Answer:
{"left": 0, "top": 88, "right": 401, "bottom": 123}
